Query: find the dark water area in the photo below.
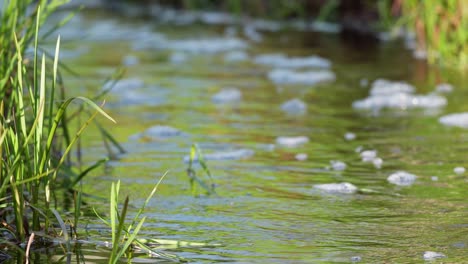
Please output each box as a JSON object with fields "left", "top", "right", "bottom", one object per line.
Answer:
{"left": 14, "top": 6, "right": 468, "bottom": 263}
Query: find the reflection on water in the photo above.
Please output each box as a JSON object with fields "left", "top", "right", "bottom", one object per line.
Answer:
{"left": 29, "top": 6, "right": 468, "bottom": 263}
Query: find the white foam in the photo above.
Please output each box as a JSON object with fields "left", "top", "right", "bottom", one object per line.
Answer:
{"left": 387, "top": 171, "right": 417, "bottom": 186}
{"left": 313, "top": 182, "right": 358, "bottom": 194}
{"left": 212, "top": 88, "right": 242, "bottom": 104}
{"left": 295, "top": 153, "right": 308, "bottom": 161}
{"left": 268, "top": 69, "right": 335, "bottom": 85}
{"left": 255, "top": 53, "right": 331, "bottom": 69}
{"left": 423, "top": 251, "right": 446, "bottom": 260}
{"left": 353, "top": 79, "right": 447, "bottom": 111}
{"left": 330, "top": 160, "right": 347, "bottom": 171}
{"left": 360, "top": 150, "right": 377, "bottom": 162}
{"left": 439, "top": 113, "right": 468, "bottom": 128}
{"left": 344, "top": 132, "right": 356, "bottom": 141}
{"left": 281, "top": 99, "right": 307, "bottom": 115}
{"left": 224, "top": 50, "right": 249, "bottom": 62}
{"left": 276, "top": 136, "right": 309, "bottom": 148}
{"left": 454, "top": 166, "right": 465, "bottom": 175}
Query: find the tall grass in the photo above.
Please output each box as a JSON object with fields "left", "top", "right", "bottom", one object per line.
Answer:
{"left": 0, "top": 0, "right": 115, "bottom": 251}
{"left": 399, "top": 0, "right": 467, "bottom": 69}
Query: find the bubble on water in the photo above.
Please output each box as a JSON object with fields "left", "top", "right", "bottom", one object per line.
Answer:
{"left": 350, "top": 256, "right": 362, "bottom": 262}
{"left": 423, "top": 251, "right": 446, "bottom": 260}
{"left": 435, "top": 83, "right": 453, "bottom": 94}
{"left": 330, "top": 160, "right": 347, "bottom": 171}
{"left": 295, "top": 153, "right": 308, "bottom": 161}
{"left": 254, "top": 53, "right": 331, "bottom": 69}
{"left": 313, "top": 182, "right": 358, "bottom": 194}
{"left": 169, "top": 52, "right": 188, "bottom": 64}
{"left": 281, "top": 99, "right": 307, "bottom": 115}
{"left": 372, "top": 157, "right": 383, "bottom": 169}
{"left": 352, "top": 79, "right": 447, "bottom": 111}
{"left": 360, "top": 150, "right": 377, "bottom": 162}
{"left": 439, "top": 113, "right": 468, "bottom": 128}
{"left": 454, "top": 166, "right": 465, "bottom": 175}
{"left": 268, "top": 69, "right": 336, "bottom": 85}
{"left": 344, "top": 132, "right": 356, "bottom": 141}
{"left": 355, "top": 146, "right": 363, "bottom": 153}
{"left": 224, "top": 50, "right": 249, "bottom": 62}
{"left": 431, "top": 176, "right": 439, "bottom": 181}
{"left": 122, "top": 55, "right": 139, "bottom": 66}
{"left": 212, "top": 88, "right": 242, "bottom": 104}
{"left": 387, "top": 171, "right": 417, "bottom": 186}
{"left": 276, "top": 136, "right": 309, "bottom": 148}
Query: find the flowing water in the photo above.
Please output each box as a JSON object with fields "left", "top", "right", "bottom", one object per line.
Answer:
{"left": 25, "top": 7, "right": 468, "bottom": 263}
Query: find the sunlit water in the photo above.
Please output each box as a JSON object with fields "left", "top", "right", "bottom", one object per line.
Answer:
{"left": 22, "top": 7, "right": 468, "bottom": 263}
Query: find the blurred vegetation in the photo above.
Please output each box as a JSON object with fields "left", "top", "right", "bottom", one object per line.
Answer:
{"left": 125, "top": 0, "right": 467, "bottom": 69}
{"left": 398, "top": 0, "right": 467, "bottom": 69}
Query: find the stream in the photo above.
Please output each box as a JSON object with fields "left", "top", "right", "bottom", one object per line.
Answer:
{"left": 33, "top": 6, "right": 468, "bottom": 263}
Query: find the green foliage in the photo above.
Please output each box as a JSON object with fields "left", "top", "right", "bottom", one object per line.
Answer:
{"left": 0, "top": 0, "right": 116, "bottom": 247}
{"left": 186, "top": 144, "right": 216, "bottom": 196}
{"left": 94, "top": 175, "right": 182, "bottom": 263}
{"left": 400, "top": 0, "right": 468, "bottom": 69}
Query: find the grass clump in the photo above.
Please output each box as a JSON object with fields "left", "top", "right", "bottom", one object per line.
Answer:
{"left": 0, "top": 0, "right": 116, "bottom": 257}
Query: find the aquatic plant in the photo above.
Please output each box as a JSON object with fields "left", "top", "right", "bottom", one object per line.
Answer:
{"left": 186, "top": 144, "right": 216, "bottom": 196}
{"left": 94, "top": 176, "right": 183, "bottom": 263}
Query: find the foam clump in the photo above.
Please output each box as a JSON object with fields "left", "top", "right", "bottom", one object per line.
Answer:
{"left": 369, "top": 79, "right": 415, "bottom": 95}
{"left": 387, "top": 171, "right": 417, "bottom": 186}
{"left": 439, "top": 113, "right": 468, "bottom": 128}
{"left": 136, "top": 36, "right": 247, "bottom": 54}
{"left": 212, "top": 88, "right": 242, "bottom": 104}
{"left": 344, "top": 132, "right": 356, "bottom": 141}
{"left": 360, "top": 150, "right": 377, "bottom": 162}
{"left": 169, "top": 52, "right": 187, "bottom": 64}
{"left": 276, "top": 136, "right": 309, "bottom": 148}
{"left": 254, "top": 53, "right": 331, "bottom": 69}
{"left": 224, "top": 50, "right": 249, "bottom": 62}
{"left": 435, "top": 83, "right": 453, "bottom": 93}
{"left": 423, "top": 251, "right": 446, "bottom": 260}
{"left": 183, "top": 149, "right": 254, "bottom": 163}
{"left": 295, "top": 153, "right": 308, "bottom": 161}
{"left": 454, "top": 166, "right": 465, "bottom": 175}
{"left": 352, "top": 79, "right": 447, "bottom": 111}
{"left": 281, "top": 99, "right": 307, "bottom": 115}
{"left": 330, "top": 160, "right": 347, "bottom": 171}
{"left": 268, "top": 69, "right": 335, "bottom": 85}
{"left": 313, "top": 182, "right": 358, "bottom": 194}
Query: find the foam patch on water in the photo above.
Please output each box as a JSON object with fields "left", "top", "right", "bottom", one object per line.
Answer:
{"left": 276, "top": 136, "right": 309, "bottom": 148}
{"left": 268, "top": 69, "right": 335, "bottom": 85}
{"left": 330, "top": 160, "right": 347, "bottom": 171}
{"left": 387, "top": 171, "right": 417, "bottom": 186}
{"left": 224, "top": 50, "right": 249, "bottom": 62}
{"left": 254, "top": 54, "right": 331, "bottom": 69}
{"left": 439, "top": 113, "right": 468, "bottom": 128}
{"left": 281, "top": 99, "right": 307, "bottom": 115}
{"left": 313, "top": 182, "right": 358, "bottom": 194}
{"left": 134, "top": 36, "right": 248, "bottom": 54}
{"left": 353, "top": 79, "right": 447, "bottom": 111}
{"left": 423, "top": 251, "right": 446, "bottom": 260}
{"left": 212, "top": 88, "right": 242, "bottom": 104}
